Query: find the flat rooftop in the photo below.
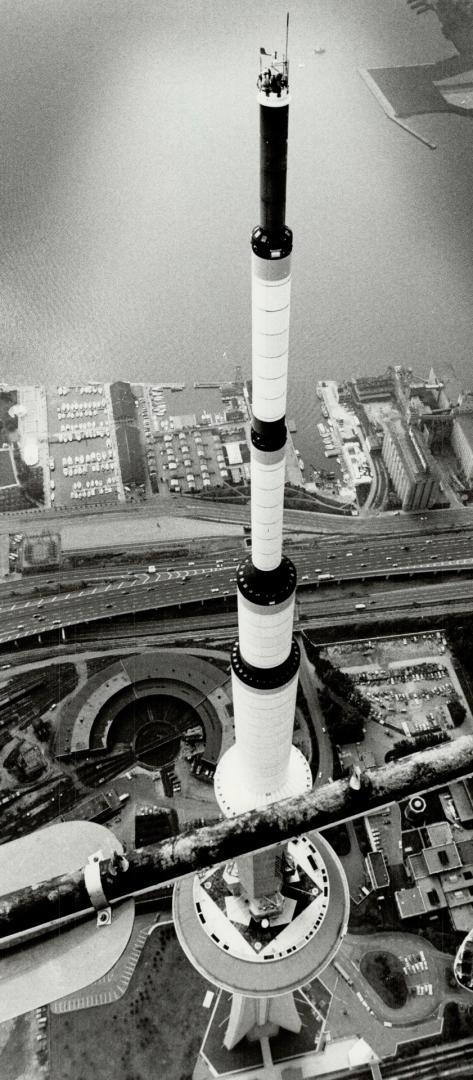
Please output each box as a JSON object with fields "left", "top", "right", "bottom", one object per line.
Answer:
{"left": 395, "top": 886, "right": 425, "bottom": 919}
{"left": 363, "top": 63, "right": 453, "bottom": 118}
{"left": 423, "top": 843, "right": 462, "bottom": 876}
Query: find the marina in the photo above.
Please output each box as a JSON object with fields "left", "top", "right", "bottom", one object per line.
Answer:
{"left": 0, "top": 367, "right": 308, "bottom": 515}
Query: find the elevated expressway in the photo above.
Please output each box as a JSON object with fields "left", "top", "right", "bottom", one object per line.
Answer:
{"left": 0, "top": 523, "right": 473, "bottom": 647}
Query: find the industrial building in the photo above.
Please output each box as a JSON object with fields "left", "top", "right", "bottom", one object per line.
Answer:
{"left": 451, "top": 413, "right": 473, "bottom": 482}
{"left": 382, "top": 419, "right": 440, "bottom": 510}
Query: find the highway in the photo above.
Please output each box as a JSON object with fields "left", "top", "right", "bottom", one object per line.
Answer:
{"left": 6, "top": 524, "right": 473, "bottom": 595}
{"left": 1, "top": 524, "right": 473, "bottom": 645}
{"left": 2, "top": 578, "right": 473, "bottom": 666}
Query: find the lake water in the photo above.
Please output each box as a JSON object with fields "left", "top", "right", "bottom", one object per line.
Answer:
{"left": 1, "top": 0, "right": 473, "bottom": 469}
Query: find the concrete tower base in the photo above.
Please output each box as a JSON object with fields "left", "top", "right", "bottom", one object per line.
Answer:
{"left": 214, "top": 742, "right": 312, "bottom": 817}
{"left": 224, "top": 991, "right": 301, "bottom": 1050}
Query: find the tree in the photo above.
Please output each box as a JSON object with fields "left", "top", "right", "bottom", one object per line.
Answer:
{"left": 447, "top": 697, "right": 466, "bottom": 726}
{"left": 407, "top": 0, "right": 473, "bottom": 51}
{"left": 386, "top": 730, "right": 449, "bottom": 762}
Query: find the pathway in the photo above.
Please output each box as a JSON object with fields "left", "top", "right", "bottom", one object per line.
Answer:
{"left": 298, "top": 636, "right": 333, "bottom": 784}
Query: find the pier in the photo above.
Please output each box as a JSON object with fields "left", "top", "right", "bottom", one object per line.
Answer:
{"left": 359, "top": 66, "right": 437, "bottom": 150}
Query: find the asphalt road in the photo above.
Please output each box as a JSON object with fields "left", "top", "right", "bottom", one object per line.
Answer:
{"left": 2, "top": 521, "right": 473, "bottom": 645}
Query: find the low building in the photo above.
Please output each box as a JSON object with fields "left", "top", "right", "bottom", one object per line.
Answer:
{"left": 4, "top": 740, "right": 45, "bottom": 780}
{"left": 426, "top": 821, "right": 454, "bottom": 846}
{"left": 61, "top": 788, "right": 124, "bottom": 824}
{"left": 396, "top": 819, "right": 473, "bottom": 931}
{"left": 364, "top": 804, "right": 403, "bottom": 865}
{"left": 19, "top": 533, "right": 61, "bottom": 574}
{"left": 366, "top": 850, "right": 390, "bottom": 890}
{"left": 17, "top": 742, "right": 45, "bottom": 780}
{"left": 135, "top": 805, "right": 179, "bottom": 847}
{"left": 449, "top": 779, "right": 473, "bottom": 828}
{"left": 423, "top": 843, "right": 462, "bottom": 876}
{"left": 225, "top": 442, "right": 243, "bottom": 467}
{"left": 341, "top": 440, "right": 372, "bottom": 491}
{"left": 395, "top": 885, "right": 426, "bottom": 919}
{"left": 352, "top": 373, "right": 395, "bottom": 402}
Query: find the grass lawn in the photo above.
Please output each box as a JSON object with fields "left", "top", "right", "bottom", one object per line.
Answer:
{"left": 0, "top": 1014, "right": 39, "bottom": 1080}
{"left": 360, "top": 950, "right": 408, "bottom": 1008}
{"left": 50, "top": 924, "right": 211, "bottom": 1080}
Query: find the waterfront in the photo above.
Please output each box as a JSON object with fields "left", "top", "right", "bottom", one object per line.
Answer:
{"left": 1, "top": 0, "right": 473, "bottom": 474}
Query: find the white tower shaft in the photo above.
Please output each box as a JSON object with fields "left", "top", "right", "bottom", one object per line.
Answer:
{"left": 173, "top": 42, "right": 350, "bottom": 1061}
{"left": 214, "top": 64, "right": 311, "bottom": 820}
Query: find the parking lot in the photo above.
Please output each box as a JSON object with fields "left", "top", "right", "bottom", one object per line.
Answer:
{"left": 401, "top": 949, "right": 433, "bottom": 997}
{"left": 153, "top": 427, "right": 240, "bottom": 495}
{"left": 324, "top": 632, "right": 473, "bottom": 771}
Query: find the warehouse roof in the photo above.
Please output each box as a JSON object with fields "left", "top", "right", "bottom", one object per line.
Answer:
{"left": 115, "top": 425, "right": 145, "bottom": 486}
{"left": 110, "top": 381, "right": 136, "bottom": 422}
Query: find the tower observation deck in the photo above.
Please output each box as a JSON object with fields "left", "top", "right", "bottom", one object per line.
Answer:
{"left": 173, "top": 29, "right": 349, "bottom": 1056}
